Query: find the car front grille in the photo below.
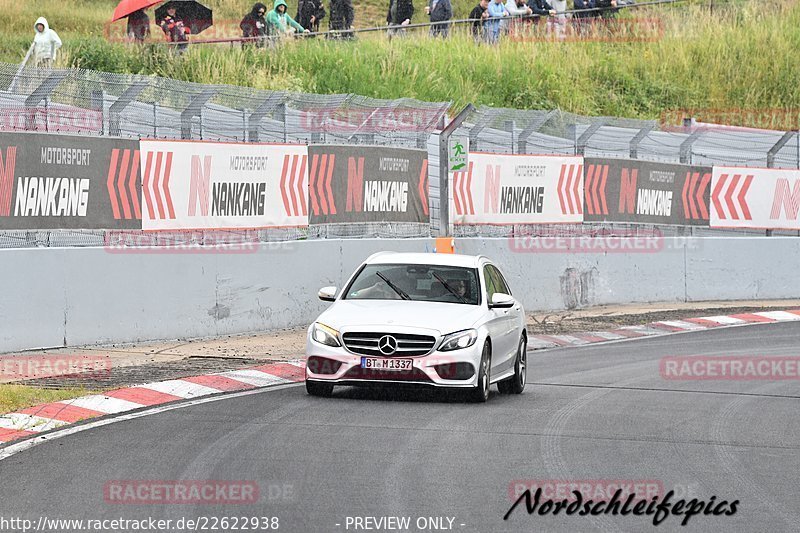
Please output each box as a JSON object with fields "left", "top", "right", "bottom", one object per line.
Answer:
{"left": 342, "top": 332, "right": 437, "bottom": 357}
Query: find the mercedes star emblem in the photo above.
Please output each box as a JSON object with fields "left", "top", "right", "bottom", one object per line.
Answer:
{"left": 378, "top": 335, "right": 398, "bottom": 355}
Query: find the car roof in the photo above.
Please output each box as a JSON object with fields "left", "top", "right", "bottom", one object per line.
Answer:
{"left": 364, "top": 252, "right": 488, "bottom": 268}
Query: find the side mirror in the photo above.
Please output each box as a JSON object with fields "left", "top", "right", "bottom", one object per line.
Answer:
{"left": 318, "top": 286, "right": 337, "bottom": 302}
{"left": 488, "top": 292, "right": 515, "bottom": 309}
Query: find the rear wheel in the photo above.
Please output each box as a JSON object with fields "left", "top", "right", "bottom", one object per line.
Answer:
{"left": 498, "top": 335, "right": 526, "bottom": 394}
{"left": 306, "top": 379, "right": 334, "bottom": 397}
{"left": 468, "top": 341, "right": 491, "bottom": 403}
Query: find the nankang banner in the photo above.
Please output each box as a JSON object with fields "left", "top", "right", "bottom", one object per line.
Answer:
{"left": 0, "top": 132, "right": 141, "bottom": 229}
{"left": 711, "top": 166, "right": 800, "bottom": 230}
{"left": 307, "top": 145, "right": 429, "bottom": 224}
{"left": 452, "top": 153, "right": 584, "bottom": 225}
{"left": 138, "top": 140, "right": 309, "bottom": 230}
{"left": 583, "top": 158, "right": 712, "bottom": 226}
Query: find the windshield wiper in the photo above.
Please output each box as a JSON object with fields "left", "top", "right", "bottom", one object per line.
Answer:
{"left": 432, "top": 272, "right": 467, "bottom": 304}
{"left": 375, "top": 271, "right": 411, "bottom": 300}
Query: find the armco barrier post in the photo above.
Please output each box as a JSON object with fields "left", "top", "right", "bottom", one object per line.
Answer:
{"left": 629, "top": 125, "right": 653, "bottom": 159}
{"left": 438, "top": 104, "right": 475, "bottom": 237}
{"left": 517, "top": 110, "right": 556, "bottom": 155}
{"left": 108, "top": 80, "right": 148, "bottom": 137}
{"left": 180, "top": 89, "right": 216, "bottom": 140}
{"left": 576, "top": 120, "right": 606, "bottom": 156}
{"left": 679, "top": 128, "right": 704, "bottom": 164}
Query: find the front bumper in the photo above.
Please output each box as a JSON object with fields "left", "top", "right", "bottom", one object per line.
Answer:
{"left": 305, "top": 331, "right": 482, "bottom": 388}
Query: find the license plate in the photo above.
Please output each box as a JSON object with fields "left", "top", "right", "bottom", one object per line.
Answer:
{"left": 360, "top": 357, "right": 413, "bottom": 371}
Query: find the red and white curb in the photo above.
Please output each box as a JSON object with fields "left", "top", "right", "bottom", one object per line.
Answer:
{"left": 0, "top": 361, "right": 305, "bottom": 445}
{"left": 527, "top": 309, "right": 800, "bottom": 350}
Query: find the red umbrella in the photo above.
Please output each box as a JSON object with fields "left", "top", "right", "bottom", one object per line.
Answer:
{"left": 111, "top": 0, "right": 164, "bottom": 22}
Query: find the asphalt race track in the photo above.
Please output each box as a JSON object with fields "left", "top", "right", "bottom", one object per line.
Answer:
{"left": 1, "top": 323, "right": 799, "bottom": 533}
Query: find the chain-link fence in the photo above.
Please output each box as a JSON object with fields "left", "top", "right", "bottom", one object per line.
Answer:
{"left": 447, "top": 106, "right": 800, "bottom": 237}
{"left": 1, "top": 63, "right": 798, "bottom": 247}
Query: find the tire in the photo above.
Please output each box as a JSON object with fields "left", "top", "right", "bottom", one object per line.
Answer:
{"left": 498, "top": 335, "right": 526, "bottom": 395}
{"left": 306, "top": 379, "right": 334, "bottom": 397}
{"left": 468, "top": 341, "right": 491, "bottom": 403}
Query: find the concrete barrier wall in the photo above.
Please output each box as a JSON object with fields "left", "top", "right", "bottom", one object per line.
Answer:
{"left": 2, "top": 237, "right": 799, "bottom": 352}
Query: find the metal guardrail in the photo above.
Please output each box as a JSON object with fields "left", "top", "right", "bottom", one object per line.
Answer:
{"left": 0, "top": 62, "right": 798, "bottom": 247}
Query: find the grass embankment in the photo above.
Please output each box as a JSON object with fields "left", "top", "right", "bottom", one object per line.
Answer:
{"left": 0, "top": 385, "right": 97, "bottom": 415}
{"left": 0, "top": 0, "right": 799, "bottom": 122}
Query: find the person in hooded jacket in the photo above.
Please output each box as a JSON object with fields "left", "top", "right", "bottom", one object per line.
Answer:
{"left": 387, "top": 0, "right": 413, "bottom": 38}
{"left": 425, "top": 0, "right": 452, "bottom": 38}
{"left": 32, "top": 17, "right": 62, "bottom": 67}
{"left": 266, "top": 0, "right": 309, "bottom": 36}
{"left": 328, "top": 0, "right": 355, "bottom": 38}
{"left": 297, "top": 0, "right": 326, "bottom": 33}
{"left": 241, "top": 3, "right": 269, "bottom": 46}
{"left": 127, "top": 9, "right": 150, "bottom": 43}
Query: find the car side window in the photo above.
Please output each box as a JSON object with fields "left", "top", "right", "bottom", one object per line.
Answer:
{"left": 489, "top": 265, "right": 512, "bottom": 296}
{"left": 482, "top": 265, "right": 498, "bottom": 303}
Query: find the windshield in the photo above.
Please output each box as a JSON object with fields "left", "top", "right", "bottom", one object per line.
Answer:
{"left": 343, "top": 263, "right": 480, "bottom": 305}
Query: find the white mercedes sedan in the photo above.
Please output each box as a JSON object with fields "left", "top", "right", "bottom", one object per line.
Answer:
{"left": 305, "top": 252, "right": 527, "bottom": 402}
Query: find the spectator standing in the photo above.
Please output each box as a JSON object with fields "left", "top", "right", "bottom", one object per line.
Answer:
{"left": 573, "top": 0, "right": 595, "bottom": 34}
{"left": 504, "top": 0, "right": 531, "bottom": 34}
{"left": 468, "top": 0, "right": 489, "bottom": 41}
{"left": 240, "top": 3, "right": 268, "bottom": 46}
{"left": 297, "top": 0, "right": 326, "bottom": 33}
{"left": 387, "top": 0, "right": 414, "bottom": 38}
{"left": 32, "top": 17, "right": 62, "bottom": 67}
{"left": 328, "top": 0, "right": 355, "bottom": 38}
{"left": 549, "top": 0, "right": 566, "bottom": 38}
{"left": 485, "top": 0, "right": 509, "bottom": 43}
{"left": 127, "top": 9, "right": 150, "bottom": 43}
{"left": 595, "top": 0, "right": 618, "bottom": 18}
{"left": 266, "top": 0, "right": 309, "bottom": 36}
{"left": 594, "top": 0, "right": 618, "bottom": 35}
{"left": 425, "top": 0, "right": 452, "bottom": 38}
{"left": 527, "top": 0, "right": 555, "bottom": 35}
{"left": 158, "top": 6, "right": 190, "bottom": 53}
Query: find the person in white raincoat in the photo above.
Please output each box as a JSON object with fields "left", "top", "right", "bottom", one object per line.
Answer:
{"left": 32, "top": 17, "right": 62, "bottom": 67}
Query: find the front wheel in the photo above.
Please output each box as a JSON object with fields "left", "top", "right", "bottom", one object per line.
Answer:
{"left": 498, "top": 335, "right": 526, "bottom": 395}
{"left": 468, "top": 341, "right": 491, "bottom": 403}
{"left": 306, "top": 379, "right": 334, "bottom": 397}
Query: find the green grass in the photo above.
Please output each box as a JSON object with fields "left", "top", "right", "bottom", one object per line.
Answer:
{"left": 0, "top": 384, "right": 98, "bottom": 415}
{"left": 1, "top": 0, "right": 799, "bottom": 123}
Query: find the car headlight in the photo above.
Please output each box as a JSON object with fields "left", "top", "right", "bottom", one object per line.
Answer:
{"left": 439, "top": 329, "right": 478, "bottom": 351}
{"left": 311, "top": 322, "right": 341, "bottom": 347}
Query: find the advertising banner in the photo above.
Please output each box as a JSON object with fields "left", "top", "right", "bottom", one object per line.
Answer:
{"left": 711, "top": 166, "right": 800, "bottom": 230}
{"left": 0, "top": 132, "right": 140, "bottom": 229}
{"left": 452, "top": 152, "right": 584, "bottom": 225}
{"left": 583, "top": 158, "right": 712, "bottom": 226}
{"left": 307, "top": 145, "right": 429, "bottom": 224}
{"left": 139, "top": 140, "right": 308, "bottom": 230}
